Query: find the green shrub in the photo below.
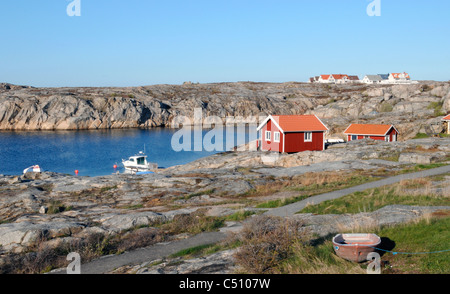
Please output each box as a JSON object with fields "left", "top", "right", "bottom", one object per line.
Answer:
{"left": 161, "top": 209, "right": 225, "bottom": 234}
{"left": 413, "top": 133, "right": 430, "bottom": 139}
{"left": 233, "top": 216, "right": 307, "bottom": 274}
{"left": 47, "top": 201, "right": 72, "bottom": 214}
{"left": 427, "top": 101, "right": 445, "bottom": 117}
{"left": 379, "top": 102, "right": 393, "bottom": 113}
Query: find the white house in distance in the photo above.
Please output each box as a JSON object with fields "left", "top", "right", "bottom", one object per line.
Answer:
{"left": 312, "top": 74, "right": 359, "bottom": 84}
{"left": 388, "top": 72, "right": 417, "bottom": 84}
{"left": 362, "top": 74, "right": 389, "bottom": 84}
{"left": 310, "top": 72, "right": 416, "bottom": 84}
{"left": 333, "top": 74, "right": 349, "bottom": 84}
{"left": 362, "top": 72, "right": 417, "bottom": 84}
{"left": 317, "top": 75, "right": 334, "bottom": 83}
{"left": 348, "top": 75, "right": 360, "bottom": 83}
{"left": 362, "top": 75, "right": 382, "bottom": 84}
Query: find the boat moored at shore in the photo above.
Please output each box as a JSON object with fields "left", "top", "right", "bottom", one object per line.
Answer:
{"left": 122, "top": 152, "right": 158, "bottom": 173}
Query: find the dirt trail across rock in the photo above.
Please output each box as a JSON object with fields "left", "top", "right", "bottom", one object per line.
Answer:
{"left": 265, "top": 164, "right": 450, "bottom": 217}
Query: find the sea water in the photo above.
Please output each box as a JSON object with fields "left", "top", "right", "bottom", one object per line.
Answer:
{"left": 0, "top": 127, "right": 251, "bottom": 177}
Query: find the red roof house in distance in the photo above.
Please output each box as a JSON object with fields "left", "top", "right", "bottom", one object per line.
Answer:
{"left": 257, "top": 115, "right": 329, "bottom": 153}
{"left": 318, "top": 75, "right": 332, "bottom": 83}
{"left": 331, "top": 74, "right": 349, "bottom": 84}
{"left": 344, "top": 124, "right": 399, "bottom": 142}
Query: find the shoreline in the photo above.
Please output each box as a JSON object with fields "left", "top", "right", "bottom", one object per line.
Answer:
{"left": 0, "top": 136, "right": 449, "bottom": 273}
{"left": 1, "top": 81, "right": 448, "bottom": 134}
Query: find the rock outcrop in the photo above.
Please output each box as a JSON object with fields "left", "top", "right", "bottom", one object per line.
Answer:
{"left": 1, "top": 137, "right": 448, "bottom": 255}
{"left": 0, "top": 82, "right": 326, "bottom": 131}
{"left": 1, "top": 82, "right": 449, "bottom": 139}
{"left": 111, "top": 205, "right": 449, "bottom": 274}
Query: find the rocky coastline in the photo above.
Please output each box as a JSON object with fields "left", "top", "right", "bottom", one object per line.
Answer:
{"left": 0, "top": 136, "right": 449, "bottom": 273}
{"left": 1, "top": 82, "right": 450, "bottom": 141}
{"left": 0, "top": 81, "right": 449, "bottom": 274}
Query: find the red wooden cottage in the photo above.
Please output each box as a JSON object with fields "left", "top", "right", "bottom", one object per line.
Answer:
{"left": 257, "top": 115, "right": 329, "bottom": 153}
{"left": 442, "top": 114, "right": 450, "bottom": 134}
{"left": 343, "top": 124, "right": 399, "bottom": 142}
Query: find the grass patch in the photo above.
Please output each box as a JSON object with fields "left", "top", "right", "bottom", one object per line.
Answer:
{"left": 427, "top": 101, "right": 445, "bottom": 117}
{"left": 276, "top": 240, "right": 366, "bottom": 274}
{"left": 35, "top": 183, "right": 54, "bottom": 192}
{"left": 246, "top": 172, "right": 373, "bottom": 197}
{"left": 256, "top": 195, "right": 311, "bottom": 209}
{"left": 400, "top": 163, "right": 447, "bottom": 174}
{"left": 186, "top": 189, "right": 215, "bottom": 199}
{"left": 289, "top": 174, "right": 374, "bottom": 193}
{"left": 224, "top": 210, "right": 257, "bottom": 221}
{"left": 378, "top": 152, "right": 400, "bottom": 162}
{"left": 379, "top": 102, "right": 393, "bottom": 113}
{"left": 169, "top": 244, "right": 216, "bottom": 258}
{"left": 326, "top": 98, "right": 336, "bottom": 105}
{"left": 278, "top": 214, "right": 450, "bottom": 274}
{"left": 300, "top": 178, "right": 449, "bottom": 215}
{"left": 412, "top": 133, "right": 430, "bottom": 139}
{"left": 100, "top": 185, "right": 117, "bottom": 193}
{"left": 160, "top": 209, "right": 225, "bottom": 235}
{"left": 375, "top": 216, "right": 450, "bottom": 274}
{"left": 0, "top": 227, "right": 166, "bottom": 274}
{"left": 236, "top": 167, "right": 255, "bottom": 175}
{"left": 47, "top": 200, "right": 73, "bottom": 214}
{"left": 253, "top": 173, "right": 375, "bottom": 209}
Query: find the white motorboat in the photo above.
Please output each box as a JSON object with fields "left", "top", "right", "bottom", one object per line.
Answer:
{"left": 23, "top": 165, "right": 41, "bottom": 174}
{"left": 122, "top": 151, "right": 158, "bottom": 173}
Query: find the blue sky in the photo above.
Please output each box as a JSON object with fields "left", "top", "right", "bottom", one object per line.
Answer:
{"left": 0, "top": 0, "right": 449, "bottom": 87}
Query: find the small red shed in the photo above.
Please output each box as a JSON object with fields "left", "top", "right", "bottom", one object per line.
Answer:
{"left": 442, "top": 114, "right": 450, "bottom": 134}
{"left": 257, "top": 115, "right": 329, "bottom": 153}
{"left": 343, "top": 124, "right": 399, "bottom": 142}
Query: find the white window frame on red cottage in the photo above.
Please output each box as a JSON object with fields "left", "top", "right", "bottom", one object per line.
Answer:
{"left": 274, "top": 132, "right": 280, "bottom": 143}
{"left": 304, "top": 132, "right": 312, "bottom": 142}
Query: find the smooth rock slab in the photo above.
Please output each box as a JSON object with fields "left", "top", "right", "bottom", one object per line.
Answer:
{"left": 0, "top": 221, "right": 85, "bottom": 252}
{"left": 99, "top": 211, "right": 168, "bottom": 232}
{"left": 135, "top": 249, "right": 237, "bottom": 274}
{"left": 399, "top": 152, "right": 446, "bottom": 164}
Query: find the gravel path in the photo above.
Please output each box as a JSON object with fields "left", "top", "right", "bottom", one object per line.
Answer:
{"left": 265, "top": 164, "right": 450, "bottom": 217}
{"left": 50, "top": 164, "right": 449, "bottom": 274}
{"left": 50, "top": 232, "right": 227, "bottom": 274}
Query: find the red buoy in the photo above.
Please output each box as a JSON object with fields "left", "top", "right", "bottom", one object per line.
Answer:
{"left": 75, "top": 170, "right": 79, "bottom": 175}
{"left": 113, "top": 164, "right": 118, "bottom": 169}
